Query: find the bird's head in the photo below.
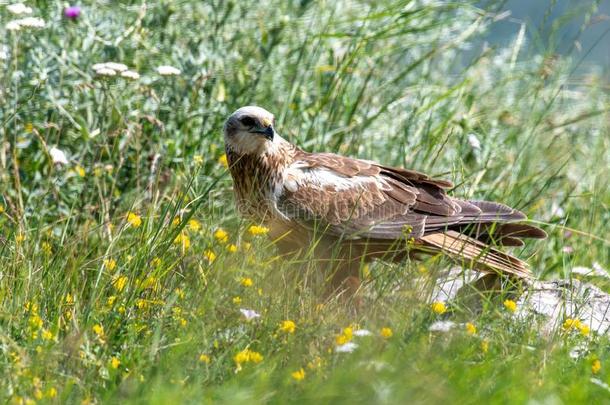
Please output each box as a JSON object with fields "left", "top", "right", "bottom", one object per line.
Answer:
{"left": 223, "top": 106, "right": 277, "bottom": 155}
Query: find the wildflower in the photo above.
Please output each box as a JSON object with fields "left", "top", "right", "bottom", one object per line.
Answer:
{"left": 188, "top": 218, "right": 202, "bottom": 232}
{"left": 279, "top": 320, "right": 296, "bottom": 334}
{"left": 465, "top": 322, "right": 477, "bottom": 335}
{"left": 41, "top": 241, "right": 52, "bottom": 255}
{"left": 11, "top": 17, "right": 45, "bottom": 28}
{"left": 335, "top": 327, "right": 353, "bottom": 345}
{"left": 563, "top": 318, "right": 583, "bottom": 331}
{"left": 199, "top": 354, "right": 210, "bottom": 364}
{"left": 29, "top": 314, "right": 43, "bottom": 329}
{"left": 110, "top": 356, "right": 121, "bottom": 369}
{"left": 92, "top": 324, "right": 104, "bottom": 337}
{"left": 580, "top": 324, "right": 591, "bottom": 336}
{"left": 218, "top": 154, "right": 228, "bottom": 168}
{"left": 75, "top": 165, "right": 86, "bottom": 177}
{"left": 94, "top": 62, "right": 128, "bottom": 72}
{"left": 103, "top": 258, "right": 117, "bottom": 271}
{"left": 120, "top": 70, "right": 140, "bottom": 80}
{"left": 157, "top": 65, "right": 181, "bottom": 76}
{"left": 126, "top": 212, "right": 142, "bottom": 227}
{"left": 335, "top": 342, "right": 358, "bottom": 353}
{"left": 41, "top": 329, "right": 53, "bottom": 341}
{"left": 63, "top": 6, "right": 81, "bottom": 20}
{"left": 16, "top": 233, "right": 26, "bottom": 243}
{"left": 232, "top": 296, "right": 242, "bottom": 305}
{"left": 481, "top": 339, "right": 489, "bottom": 353}
{"left": 240, "top": 277, "right": 253, "bottom": 287}
{"left": 353, "top": 329, "right": 372, "bottom": 336}
{"left": 49, "top": 146, "right": 68, "bottom": 164}
{"left": 7, "top": 3, "right": 33, "bottom": 15}
{"left": 46, "top": 387, "right": 57, "bottom": 398}
{"left": 34, "top": 389, "right": 43, "bottom": 400}
{"left": 248, "top": 225, "right": 269, "bottom": 236}
{"left": 428, "top": 320, "right": 456, "bottom": 332}
{"left": 380, "top": 327, "right": 393, "bottom": 338}
{"left": 6, "top": 20, "right": 22, "bottom": 31}
{"left": 112, "top": 275, "right": 127, "bottom": 292}
{"left": 95, "top": 67, "right": 116, "bottom": 77}
{"left": 151, "top": 257, "right": 162, "bottom": 267}
{"left": 227, "top": 244, "right": 238, "bottom": 253}
{"left": 193, "top": 155, "right": 204, "bottom": 165}
{"left": 0, "top": 204, "right": 4, "bottom": 214}
{"left": 65, "top": 293, "right": 74, "bottom": 305}
{"left": 431, "top": 301, "right": 447, "bottom": 315}
{"left": 214, "top": 228, "right": 229, "bottom": 243}
{"left": 239, "top": 308, "right": 260, "bottom": 321}
{"left": 592, "top": 359, "right": 602, "bottom": 374}
{"left": 234, "top": 348, "right": 263, "bottom": 367}
{"left": 503, "top": 299, "right": 517, "bottom": 313}
{"left": 179, "top": 318, "right": 187, "bottom": 327}
{"left": 107, "top": 296, "right": 116, "bottom": 306}
{"left": 203, "top": 250, "right": 216, "bottom": 263}
{"left": 174, "top": 232, "right": 191, "bottom": 250}
{"left": 291, "top": 368, "right": 306, "bottom": 381}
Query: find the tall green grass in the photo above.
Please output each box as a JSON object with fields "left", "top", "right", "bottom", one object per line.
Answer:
{"left": 0, "top": 0, "right": 608, "bottom": 403}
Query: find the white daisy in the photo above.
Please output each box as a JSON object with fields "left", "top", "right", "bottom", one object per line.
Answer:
{"left": 353, "top": 329, "right": 372, "bottom": 337}
{"left": 49, "top": 147, "right": 68, "bottom": 165}
{"left": 335, "top": 342, "right": 358, "bottom": 353}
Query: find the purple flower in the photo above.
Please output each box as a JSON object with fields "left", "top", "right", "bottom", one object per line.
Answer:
{"left": 64, "top": 6, "right": 81, "bottom": 20}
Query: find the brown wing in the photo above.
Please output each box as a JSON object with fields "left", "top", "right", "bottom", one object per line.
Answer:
{"left": 278, "top": 151, "right": 545, "bottom": 277}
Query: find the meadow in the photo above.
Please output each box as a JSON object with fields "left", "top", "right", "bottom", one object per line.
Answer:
{"left": 0, "top": 0, "right": 609, "bottom": 403}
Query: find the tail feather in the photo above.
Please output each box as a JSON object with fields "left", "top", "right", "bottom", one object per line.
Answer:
{"left": 421, "top": 230, "right": 531, "bottom": 278}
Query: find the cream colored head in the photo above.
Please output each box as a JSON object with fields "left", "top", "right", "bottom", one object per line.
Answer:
{"left": 223, "top": 106, "right": 277, "bottom": 155}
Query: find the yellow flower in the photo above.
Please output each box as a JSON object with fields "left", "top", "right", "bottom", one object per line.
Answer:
{"left": 103, "top": 258, "right": 117, "bottom": 271}
{"left": 233, "top": 348, "right": 263, "bottom": 366}
{"left": 227, "top": 244, "right": 238, "bottom": 253}
{"left": 29, "top": 314, "right": 43, "bottom": 330}
{"left": 335, "top": 327, "right": 353, "bottom": 345}
{"left": 34, "top": 389, "right": 43, "bottom": 400}
{"left": 380, "top": 327, "right": 393, "bottom": 338}
{"left": 291, "top": 368, "right": 306, "bottom": 381}
{"left": 110, "top": 356, "right": 121, "bottom": 369}
{"left": 175, "top": 288, "right": 185, "bottom": 299}
{"left": 113, "top": 275, "right": 128, "bottom": 292}
{"left": 193, "top": 154, "right": 204, "bottom": 165}
{"left": 46, "top": 387, "right": 57, "bottom": 398}
{"left": 41, "top": 241, "right": 52, "bottom": 255}
{"left": 188, "top": 218, "right": 202, "bottom": 232}
{"left": 232, "top": 296, "right": 242, "bottom": 305}
{"left": 204, "top": 249, "right": 217, "bottom": 263}
{"left": 92, "top": 324, "right": 104, "bottom": 337}
{"left": 218, "top": 154, "right": 228, "bottom": 168}
{"left": 465, "top": 322, "right": 477, "bottom": 335}
{"left": 431, "top": 301, "right": 447, "bottom": 315}
{"left": 199, "top": 353, "right": 211, "bottom": 364}
{"left": 592, "top": 359, "right": 602, "bottom": 374}
{"left": 179, "top": 317, "right": 187, "bottom": 327}
{"left": 151, "top": 257, "right": 162, "bottom": 267}
{"left": 214, "top": 228, "right": 229, "bottom": 243}
{"left": 75, "top": 165, "right": 86, "bottom": 178}
{"left": 503, "top": 299, "right": 517, "bottom": 313}
{"left": 240, "top": 277, "right": 253, "bottom": 287}
{"left": 172, "top": 216, "right": 181, "bottom": 226}
{"left": 248, "top": 225, "right": 269, "bottom": 236}
{"left": 481, "top": 339, "right": 489, "bottom": 353}
{"left": 126, "top": 212, "right": 142, "bottom": 228}
{"left": 0, "top": 204, "right": 4, "bottom": 214}
{"left": 174, "top": 232, "right": 191, "bottom": 250}
{"left": 563, "top": 318, "right": 583, "bottom": 331}
{"left": 107, "top": 296, "right": 116, "bottom": 306}
{"left": 580, "top": 324, "right": 591, "bottom": 336}
{"left": 16, "top": 233, "right": 26, "bottom": 243}
{"left": 41, "top": 329, "right": 53, "bottom": 341}
{"left": 280, "top": 320, "right": 296, "bottom": 334}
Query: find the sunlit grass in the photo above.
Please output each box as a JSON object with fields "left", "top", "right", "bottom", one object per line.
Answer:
{"left": 0, "top": 0, "right": 609, "bottom": 403}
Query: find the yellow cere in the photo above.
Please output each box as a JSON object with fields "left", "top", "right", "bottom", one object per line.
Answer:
{"left": 262, "top": 117, "right": 272, "bottom": 127}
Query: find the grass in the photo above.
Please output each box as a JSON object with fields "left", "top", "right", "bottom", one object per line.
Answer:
{"left": 0, "top": 0, "right": 609, "bottom": 403}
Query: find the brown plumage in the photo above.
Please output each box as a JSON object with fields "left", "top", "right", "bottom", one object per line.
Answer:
{"left": 223, "top": 106, "right": 546, "bottom": 290}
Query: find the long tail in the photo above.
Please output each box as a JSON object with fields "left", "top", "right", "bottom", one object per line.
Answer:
{"left": 421, "top": 230, "right": 532, "bottom": 278}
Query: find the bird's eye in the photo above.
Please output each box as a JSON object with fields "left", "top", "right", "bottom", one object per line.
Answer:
{"left": 240, "top": 116, "right": 256, "bottom": 127}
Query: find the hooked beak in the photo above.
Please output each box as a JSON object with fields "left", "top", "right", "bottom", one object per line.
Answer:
{"left": 251, "top": 125, "right": 275, "bottom": 141}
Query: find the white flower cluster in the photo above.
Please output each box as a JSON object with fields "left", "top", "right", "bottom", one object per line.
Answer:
{"left": 157, "top": 65, "right": 181, "bottom": 76}
{"left": 7, "top": 3, "right": 33, "bottom": 15}
{"left": 92, "top": 62, "right": 140, "bottom": 80}
{"left": 6, "top": 17, "right": 45, "bottom": 31}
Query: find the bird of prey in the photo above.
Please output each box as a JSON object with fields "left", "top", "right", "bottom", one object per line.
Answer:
{"left": 223, "top": 106, "right": 546, "bottom": 291}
